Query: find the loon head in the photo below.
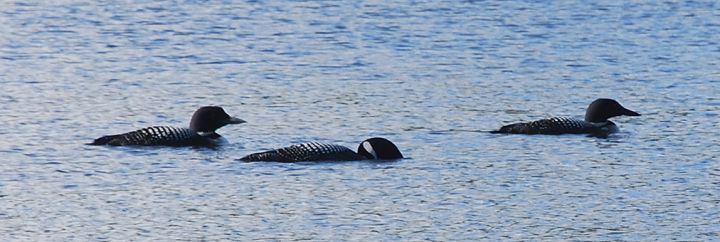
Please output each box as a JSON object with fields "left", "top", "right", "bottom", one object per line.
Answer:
{"left": 357, "top": 137, "right": 404, "bottom": 160}
{"left": 189, "top": 106, "right": 245, "bottom": 133}
{"left": 584, "top": 98, "right": 640, "bottom": 123}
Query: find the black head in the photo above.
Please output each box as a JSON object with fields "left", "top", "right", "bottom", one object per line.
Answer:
{"left": 189, "top": 106, "right": 245, "bottom": 132}
{"left": 357, "top": 137, "right": 403, "bottom": 160}
{"left": 584, "top": 98, "right": 640, "bottom": 123}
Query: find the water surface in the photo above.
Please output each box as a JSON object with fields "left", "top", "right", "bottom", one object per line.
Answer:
{"left": 1, "top": 0, "right": 719, "bottom": 240}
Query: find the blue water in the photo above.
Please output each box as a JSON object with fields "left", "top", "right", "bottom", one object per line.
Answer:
{"left": 1, "top": 0, "right": 719, "bottom": 240}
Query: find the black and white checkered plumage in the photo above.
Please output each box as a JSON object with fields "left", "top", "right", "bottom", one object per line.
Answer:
{"left": 239, "top": 142, "right": 365, "bottom": 162}
{"left": 493, "top": 98, "right": 640, "bottom": 135}
{"left": 89, "top": 106, "right": 244, "bottom": 147}
{"left": 90, "top": 126, "right": 217, "bottom": 146}
{"left": 240, "top": 137, "right": 404, "bottom": 162}
{"left": 494, "top": 117, "right": 609, "bottom": 135}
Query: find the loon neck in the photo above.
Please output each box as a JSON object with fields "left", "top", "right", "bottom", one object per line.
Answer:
{"left": 588, "top": 120, "right": 616, "bottom": 127}
{"left": 197, "top": 131, "right": 219, "bottom": 138}
{"left": 585, "top": 115, "right": 608, "bottom": 123}
{"left": 588, "top": 120, "right": 609, "bottom": 126}
{"left": 584, "top": 113, "right": 608, "bottom": 123}
{"left": 198, "top": 131, "right": 215, "bottom": 136}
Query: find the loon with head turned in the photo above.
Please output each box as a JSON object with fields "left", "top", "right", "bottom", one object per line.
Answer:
{"left": 492, "top": 98, "right": 640, "bottom": 136}
{"left": 239, "top": 137, "right": 403, "bottom": 162}
{"left": 89, "top": 106, "right": 245, "bottom": 147}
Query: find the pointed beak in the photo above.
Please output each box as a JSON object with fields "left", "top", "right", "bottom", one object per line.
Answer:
{"left": 226, "top": 117, "right": 246, "bottom": 124}
{"left": 622, "top": 108, "right": 641, "bottom": 116}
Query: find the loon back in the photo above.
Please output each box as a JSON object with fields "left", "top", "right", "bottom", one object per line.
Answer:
{"left": 493, "top": 117, "right": 613, "bottom": 135}
{"left": 240, "top": 142, "right": 365, "bottom": 162}
{"left": 89, "top": 126, "right": 219, "bottom": 147}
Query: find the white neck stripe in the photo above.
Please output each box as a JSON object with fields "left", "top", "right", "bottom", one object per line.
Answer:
{"left": 589, "top": 121, "right": 609, "bottom": 126}
{"left": 362, "top": 141, "right": 377, "bottom": 159}
{"left": 197, "top": 131, "right": 216, "bottom": 137}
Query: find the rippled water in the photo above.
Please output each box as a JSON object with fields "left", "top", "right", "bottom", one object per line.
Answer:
{"left": 1, "top": 0, "right": 719, "bottom": 240}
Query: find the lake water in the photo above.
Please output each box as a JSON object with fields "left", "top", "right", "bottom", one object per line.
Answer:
{"left": 1, "top": 0, "right": 719, "bottom": 240}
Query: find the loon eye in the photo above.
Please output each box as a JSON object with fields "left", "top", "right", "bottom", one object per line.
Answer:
{"left": 362, "top": 141, "right": 377, "bottom": 159}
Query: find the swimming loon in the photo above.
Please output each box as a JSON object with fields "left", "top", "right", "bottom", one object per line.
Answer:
{"left": 239, "top": 137, "right": 403, "bottom": 162}
{"left": 89, "top": 106, "right": 245, "bottom": 147}
{"left": 492, "top": 98, "right": 640, "bottom": 135}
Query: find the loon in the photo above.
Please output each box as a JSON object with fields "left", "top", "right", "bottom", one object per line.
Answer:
{"left": 239, "top": 137, "right": 403, "bottom": 162}
{"left": 492, "top": 98, "right": 640, "bottom": 136}
{"left": 89, "top": 106, "right": 245, "bottom": 147}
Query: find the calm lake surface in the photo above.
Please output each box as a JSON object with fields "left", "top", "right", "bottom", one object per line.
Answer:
{"left": 1, "top": 0, "right": 719, "bottom": 240}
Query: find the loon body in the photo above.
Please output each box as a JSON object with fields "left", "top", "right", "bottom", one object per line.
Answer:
{"left": 89, "top": 106, "right": 245, "bottom": 147}
{"left": 240, "top": 137, "right": 403, "bottom": 162}
{"left": 492, "top": 98, "right": 640, "bottom": 136}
